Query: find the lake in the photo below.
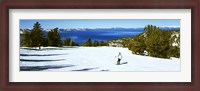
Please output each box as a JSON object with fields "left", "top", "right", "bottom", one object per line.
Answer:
{"left": 59, "top": 28, "right": 145, "bottom": 44}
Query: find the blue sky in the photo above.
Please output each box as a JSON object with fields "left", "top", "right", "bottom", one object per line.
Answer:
{"left": 20, "top": 19, "right": 180, "bottom": 29}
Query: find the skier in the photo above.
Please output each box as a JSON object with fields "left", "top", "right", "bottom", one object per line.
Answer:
{"left": 116, "top": 52, "right": 123, "bottom": 65}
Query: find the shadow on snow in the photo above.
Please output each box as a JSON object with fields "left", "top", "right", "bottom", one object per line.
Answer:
{"left": 20, "top": 59, "right": 65, "bottom": 62}
{"left": 71, "top": 67, "right": 99, "bottom": 71}
{"left": 100, "top": 69, "right": 109, "bottom": 71}
{"left": 20, "top": 65, "right": 75, "bottom": 71}
{"left": 21, "top": 47, "right": 79, "bottom": 51}
{"left": 20, "top": 53, "right": 67, "bottom": 56}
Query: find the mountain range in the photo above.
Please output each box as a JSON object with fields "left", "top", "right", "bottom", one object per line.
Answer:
{"left": 58, "top": 27, "right": 180, "bottom": 32}
{"left": 20, "top": 27, "right": 180, "bottom": 34}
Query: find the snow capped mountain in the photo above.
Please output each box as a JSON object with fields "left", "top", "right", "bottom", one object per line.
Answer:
{"left": 160, "top": 25, "right": 180, "bottom": 28}
{"left": 160, "top": 26, "right": 180, "bottom": 30}
{"left": 59, "top": 28, "right": 86, "bottom": 32}
{"left": 58, "top": 26, "right": 180, "bottom": 32}
{"left": 20, "top": 26, "right": 180, "bottom": 34}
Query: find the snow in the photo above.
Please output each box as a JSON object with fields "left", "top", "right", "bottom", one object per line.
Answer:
{"left": 20, "top": 47, "right": 180, "bottom": 71}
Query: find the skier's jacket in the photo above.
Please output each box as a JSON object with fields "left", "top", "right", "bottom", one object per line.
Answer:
{"left": 118, "top": 54, "right": 123, "bottom": 59}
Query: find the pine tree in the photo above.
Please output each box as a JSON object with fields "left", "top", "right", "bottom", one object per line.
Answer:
{"left": 145, "top": 29, "right": 170, "bottom": 58}
{"left": 22, "top": 29, "right": 32, "bottom": 47}
{"left": 83, "top": 38, "right": 92, "bottom": 46}
{"left": 126, "top": 25, "right": 180, "bottom": 58}
{"left": 53, "top": 28, "right": 62, "bottom": 47}
{"left": 31, "top": 22, "right": 45, "bottom": 49}
{"left": 93, "top": 40, "right": 99, "bottom": 46}
{"left": 144, "top": 25, "right": 160, "bottom": 37}
{"left": 128, "top": 34, "right": 146, "bottom": 55}
{"left": 64, "top": 38, "right": 71, "bottom": 46}
{"left": 47, "top": 30, "right": 54, "bottom": 46}
{"left": 71, "top": 41, "right": 79, "bottom": 46}
{"left": 47, "top": 28, "right": 62, "bottom": 47}
{"left": 64, "top": 38, "right": 79, "bottom": 46}
{"left": 99, "top": 41, "right": 105, "bottom": 46}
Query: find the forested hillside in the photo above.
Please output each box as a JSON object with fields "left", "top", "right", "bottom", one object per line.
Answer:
{"left": 108, "top": 25, "right": 180, "bottom": 58}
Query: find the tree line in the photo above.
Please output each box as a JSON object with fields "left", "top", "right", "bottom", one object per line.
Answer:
{"left": 127, "top": 25, "right": 180, "bottom": 58}
{"left": 64, "top": 37, "right": 108, "bottom": 47}
{"left": 20, "top": 22, "right": 109, "bottom": 49}
{"left": 82, "top": 38, "right": 109, "bottom": 47}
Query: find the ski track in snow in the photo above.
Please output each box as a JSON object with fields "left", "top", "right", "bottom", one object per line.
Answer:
{"left": 20, "top": 47, "right": 180, "bottom": 72}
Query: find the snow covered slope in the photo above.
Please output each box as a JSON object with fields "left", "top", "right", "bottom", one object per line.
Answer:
{"left": 20, "top": 47, "right": 180, "bottom": 71}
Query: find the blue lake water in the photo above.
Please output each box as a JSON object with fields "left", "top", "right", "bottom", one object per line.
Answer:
{"left": 59, "top": 28, "right": 145, "bottom": 44}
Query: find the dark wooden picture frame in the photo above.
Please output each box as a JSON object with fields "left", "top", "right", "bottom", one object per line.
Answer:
{"left": 0, "top": 0, "right": 199, "bottom": 91}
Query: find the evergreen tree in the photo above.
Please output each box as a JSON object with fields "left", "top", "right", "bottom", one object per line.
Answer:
{"left": 64, "top": 38, "right": 79, "bottom": 46}
{"left": 47, "top": 28, "right": 62, "bottom": 47}
{"left": 41, "top": 36, "right": 48, "bottom": 47}
{"left": 168, "top": 46, "right": 180, "bottom": 58}
{"left": 145, "top": 29, "right": 171, "bottom": 58}
{"left": 22, "top": 29, "right": 32, "bottom": 47}
{"left": 64, "top": 38, "right": 71, "bottom": 46}
{"left": 99, "top": 41, "right": 105, "bottom": 46}
{"left": 127, "top": 25, "right": 180, "bottom": 58}
{"left": 31, "top": 22, "right": 45, "bottom": 49}
{"left": 71, "top": 41, "right": 79, "bottom": 46}
{"left": 144, "top": 25, "right": 160, "bottom": 37}
{"left": 53, "top": 28, "right": 62, "bottom": 47}
{"left": 93, "top": 40, "right": 99, "bottom": 46}
{"left": 99, "top": 41, "right": 109, "bottom": 46}
{"left": 83, "top": 38, "right": 92, "bottom": 46}
{"left": 128, "top": 34, "right": 146, "bottom": 55}
{"left": 47, "top": 30, "right": 54, "bottom": 46}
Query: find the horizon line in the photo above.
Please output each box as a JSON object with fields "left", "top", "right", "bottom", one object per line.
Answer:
{"left": 20, "top": 25, "right": 180, "bottom": 30}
